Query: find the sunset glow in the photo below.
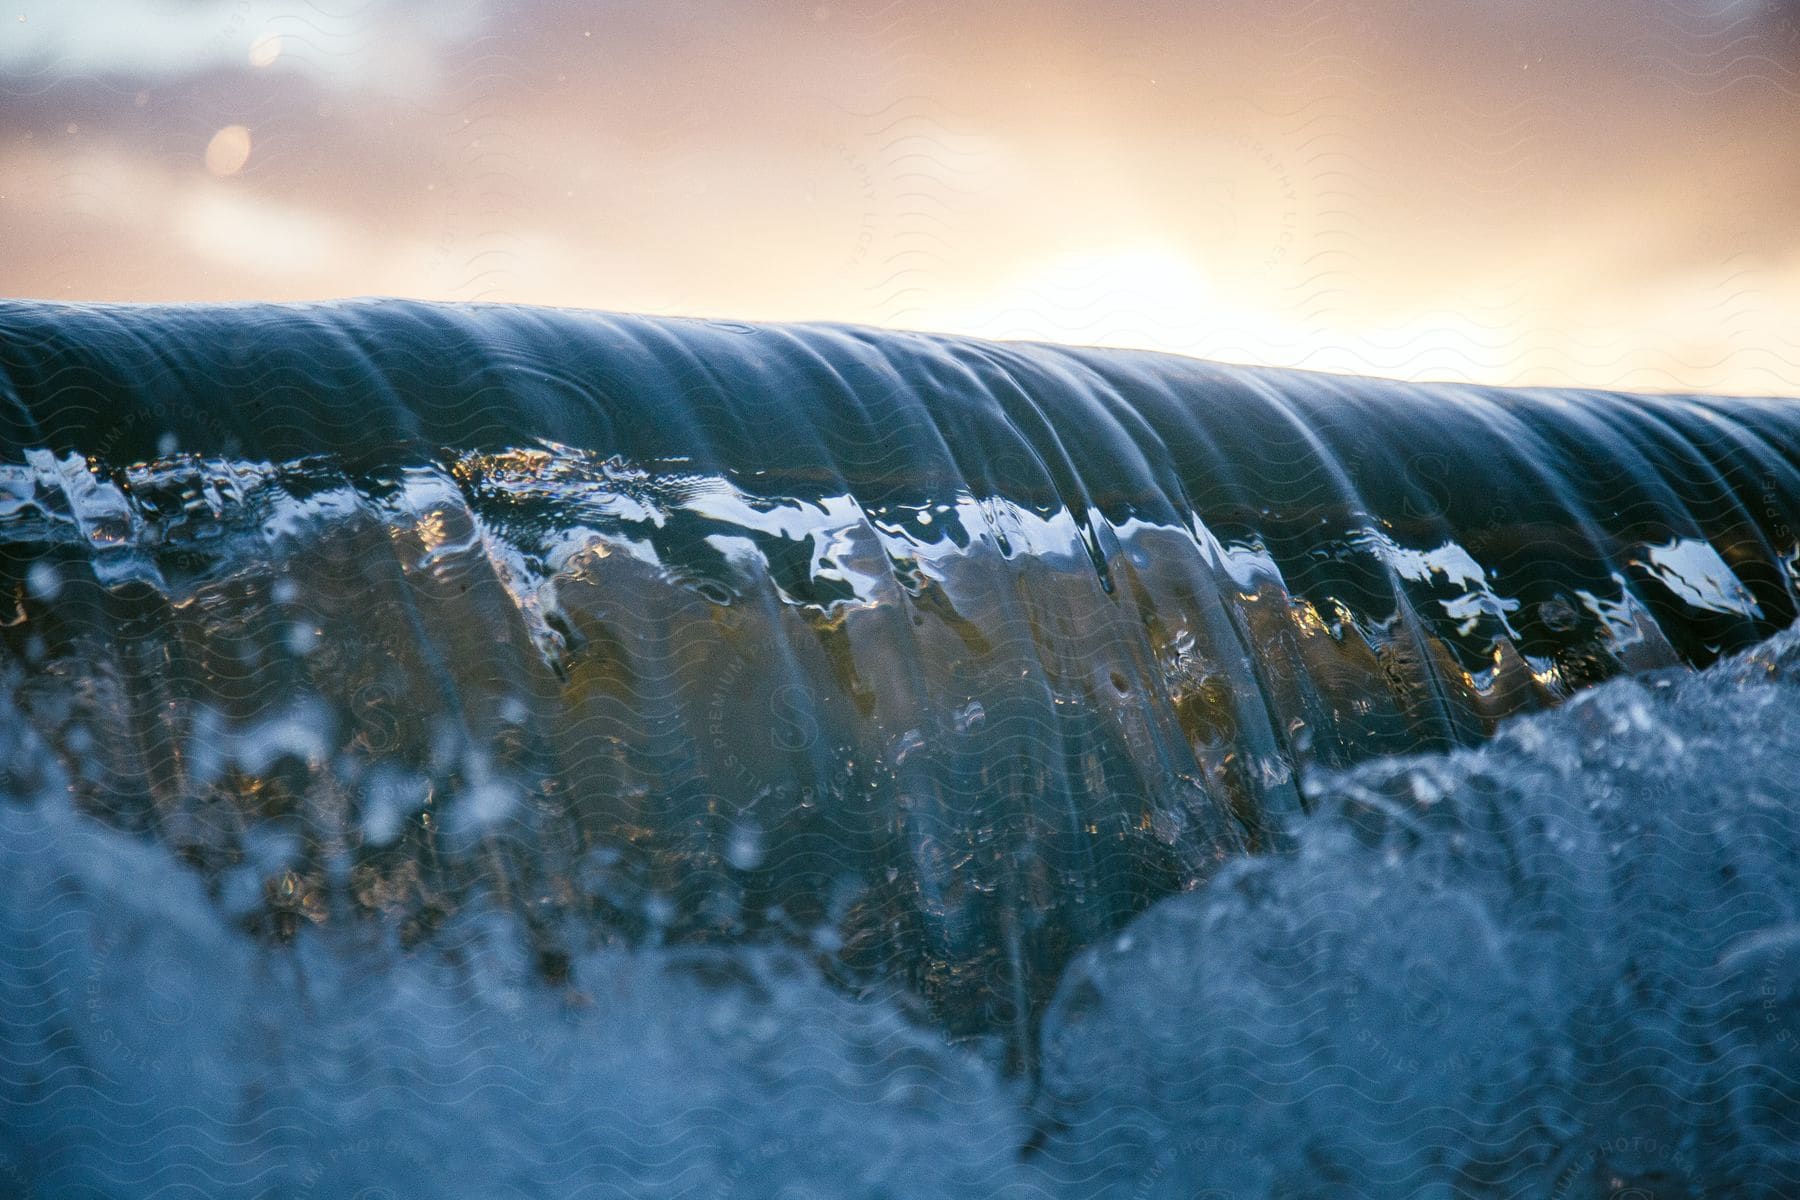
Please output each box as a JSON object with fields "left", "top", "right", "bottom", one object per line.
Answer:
{"left": 3, "top": 0, "right": 1798, "bottom": 394}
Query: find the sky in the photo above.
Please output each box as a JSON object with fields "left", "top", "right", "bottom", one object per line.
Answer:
{"left": 2, "top": 0, "right": 1798, "bottom": 394}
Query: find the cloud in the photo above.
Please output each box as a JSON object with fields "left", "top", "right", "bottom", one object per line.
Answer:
{"left": 1, "top": 0, "right": 489, "bottom": 91}
{"left": 0, "top": 0, "right": 1796, "bottom": 394}
{"left": 176, "top": 186, "right": 347, "bottom": 276}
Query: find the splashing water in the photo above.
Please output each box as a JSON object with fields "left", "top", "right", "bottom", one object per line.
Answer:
{"left": 2, "top": 300, "right": 1799, "bottom": 1194}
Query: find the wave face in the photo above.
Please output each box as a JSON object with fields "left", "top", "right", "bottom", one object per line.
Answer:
{"left": 3, "top": 299, "right": 1800, "bottom": 1062}
{"left": 1030, "top": 628, "right": 1800, "bottom": 1198}
{"left": 6, "top": 571, "right": 1800, "bottom": 1198}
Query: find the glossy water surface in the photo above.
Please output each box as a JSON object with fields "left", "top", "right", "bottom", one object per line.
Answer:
{"left": 3, "top": 299, "right": 1799, "bottom": 1060}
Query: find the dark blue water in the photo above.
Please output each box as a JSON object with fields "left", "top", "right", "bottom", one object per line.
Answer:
{"left": 3, "top": 299, "right": 1799, "bottom": 1196}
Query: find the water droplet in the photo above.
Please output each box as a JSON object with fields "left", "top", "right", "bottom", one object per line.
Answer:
{"left": 727, "top": 823, "right": 764, "bottom": 870}
{"left": 205, "top": 125, "right": 252, "bottom": 176}
{"left": 361, "top": 768, "right": 429, "bottom": 846}
{"left": 1539, "top": 595, "right": 1579, "bottom": 632}
{"left": 26, "top": 560, "right": 60, "bottom": 600}
{"left": 248, "top": 32, "right": 282, "bottom": 68}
